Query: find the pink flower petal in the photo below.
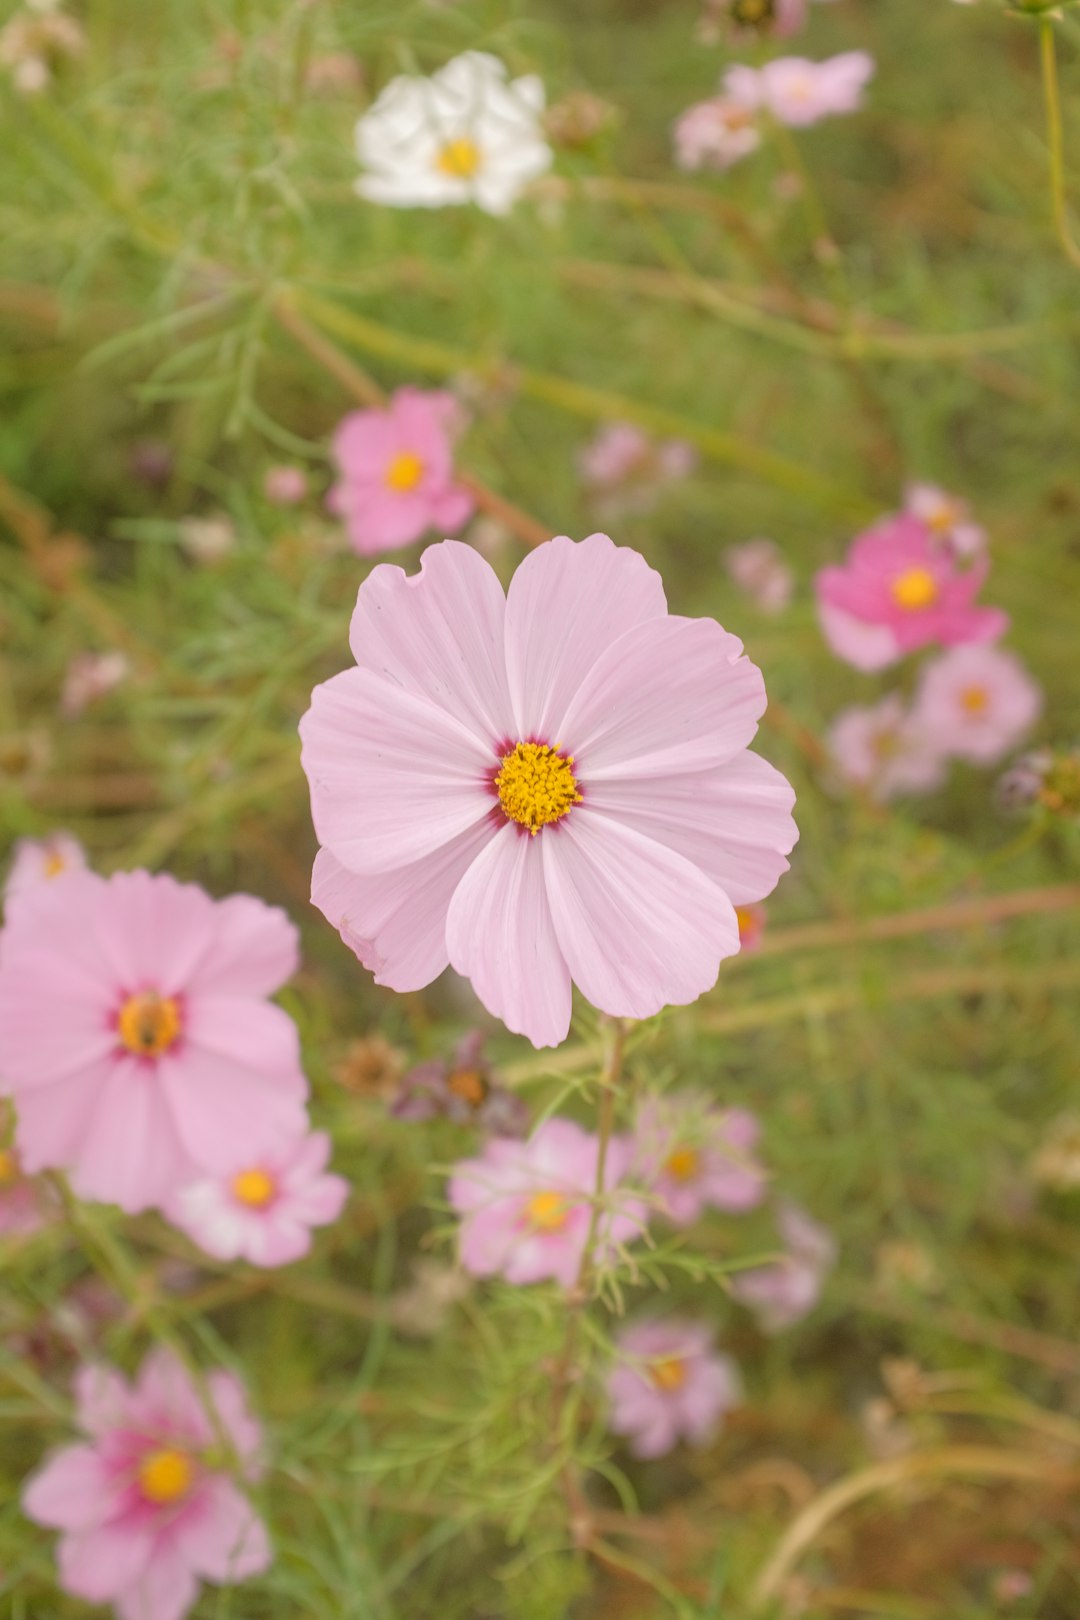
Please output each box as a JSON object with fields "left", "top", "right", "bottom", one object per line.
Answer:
{"left": 817, "top": 599, "right": 900, "bottom": 671}
{"left": 73, "top": 1365, "right": 132, "bottom": 1437}
{"left": 22, "top": 1445, "right": 117, "bottom": 1532}
{"left": 173, "top": 1478, "right": 271, "bottom": 1582}
{"left": 89, "top": 872, "right": 217, "bottom": 997}
{"left": 68, "top": 1056, "right": 196, "bottom": 1214}
{"left": 159, "top": 1046, "right": 307, "bottom": 1179}
{"left": 113, "top": 1538, "right": 200, "bottom": 1620}
{"left": 184, "top": 895, "right": 298, "bottom": 998}
{"left": 12, "top": 1062, "right": 116, "bottom": 1167}
{"left": 58, "top": 1519, "right": 155, "bottom": 1604}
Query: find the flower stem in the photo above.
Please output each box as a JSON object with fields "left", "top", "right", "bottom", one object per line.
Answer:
{"left": 1040, "top": 17, "right": 1080, "bottom": 272}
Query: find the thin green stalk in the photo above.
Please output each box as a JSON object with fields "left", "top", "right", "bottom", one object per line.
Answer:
{"left": 1040, "top": 18, "right": 1080, "bottom": 271}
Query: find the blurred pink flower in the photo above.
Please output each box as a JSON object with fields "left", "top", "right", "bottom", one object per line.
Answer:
{"left": 903, "top": 483, "right": 985, "bottom": 561}
{"left": 0, "top": 870, "right": 308, "bottom": 1213}
{"left": 736, "top": 901, "right": 767, "bottom": 953}
{"left": 827, "top": 694, "right": 947, "bottom": 800}
{"left": 606, "top": 1318, "right": 742, "bottom": 1458}
{"left": 732, "top": 1201, "right": 836, "bottom": 1332}
{"left": 635, "top": 1093, "right": 765, "bottom": 1225}
{"left": 579, "top": 424, "right": 696, "bottom": 516}
{"left": 4, "top": 831, "right": 87, "bottom": 904}
{"left": 300, "top": 535, "right": 798, "bottom": 1048}
{"left": 912, "top": 645, "right": 1042, "bottom": 765}
{"left": 263, "top": 465, "right": 308, "bottom": 505}
{"left": 328, "top": 387, "right": 474, "bottom": 555}
{"left": 673, "top": 96, "right": 760, "bottom": 172}
{"left": 725, "top": 539, "right": 794, "bottom": 614}
{"left": 815, "top": 514, "right": 1007, "bottom": 671}
{"left": 165, "top": 1130, "right": 348, "bottom": 1268}
{"left": 736, "top": 53, "right": 874, "bottom": 127}
{"left": 447, "top": 1118, "right": 647, "bottom": 1288}
{"left": 60, "top": 651, "right": 129, "bottom": 718}
{"left": 23, "top": 1349, "right": 270, "bottom": 1620}
{"left": 392, "top": 1029, "right": 529, "bottom": 1135}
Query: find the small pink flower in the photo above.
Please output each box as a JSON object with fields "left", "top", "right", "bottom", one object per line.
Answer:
{"left": 447, "top": 1118, "right": 647, "bottom": 1289}
{"left": 912, "top": 645, "right": 1042, "bottom": 766}
{"left": 327, "top": 388, "right": 474, "bottom": 556}
{"left": 606, "top": 1318, "right": 741, "bottom": 1458}
{"left": 263, "top": 465, "right": 308, "bottom": 506}
{"left": 903, "top": 483, "right": 985, "bottom": 561}
{"left": 748, "top": 52, "right": 875, "bottom": 128}
{"left": 827, "top": 694, "right": 947, "bottom": 801}
{"left": 815, "top": 514, "right": 1007, "bottom": 671}
{"left": 60, "top": 651, "right": 130, "bottom": 718}
{"left": 736, "top": 901, "right": 766, "bottom": 953}
{"left": 732, "top": 1201, "right": 835, "bottom": 1332}
{"left": 4, "top": 831, "right": 87, "bottom": 904}
{"left": 725, "top": 539, "right": 794, "bottom": 615}
{"left": 0, "top": 870, "right": 308, "bottom": 1214}
{"left": 300, "top": 536, "right": 797, "bottom": 1049}
{"left": 673, "top": 96, "right": 760, "bottom": 172}
{"left": 165, "top": 1130, "right": 348, "bottom": 1268}
{"left": 579, "top": 424, "right": 697, "bottom": 516}
{"left": 635, "top": 1094, "right": 764, "bottom": 1226}
{"left": 23, "top": 1349, "right": 270, "bottom": 1620}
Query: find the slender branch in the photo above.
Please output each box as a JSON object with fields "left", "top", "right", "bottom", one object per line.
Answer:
{"left": 1040, "top": 18, "right": 1080, "bottom": 272}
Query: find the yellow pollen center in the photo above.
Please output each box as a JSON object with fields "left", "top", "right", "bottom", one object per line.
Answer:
{"left": 138, "top": 1448, "right": 194, "bottom": 1506}
{"left": 447, "top": 1068, "right": 488, "bottom": 1108}
{"left": 435, "top": 136, "right": 482, "bottom": 178}
{"left": 664, "top": 1147, "right": 701, "bottom": 1183}
{"left": 927, "top": 505, "right": 955, "bottom": 534}
{"left": 117, "top": 992, "right": 181, "bottom": 1057}
{"left": 385, "top": 451, "right": 424, "bottom": 493}
{"left": 960, "top": 685, "right": 988, "bottom": 714}
{"left": 232, "top": 1168, "right": 276, "bottom": 1208}
{"left": 735, "top": 906, "right": 756, "bottom": 937}
{"left": 0, "top": 1149, "right": 16, "bottom": 1185}
{"left": 890, "top": 567, "right": 939, "bottom": 612}
{"left": 496, "top": 742, "right": 582, "bottom": 835}
{"left": 43, "top": 851, "right": 68, "bottom": 878}
{"left": 525, "top": 1191, "right": 570, "bottom": 1232}
{"left": 648, "top": 1357, "right": 687, "bottom": 1392}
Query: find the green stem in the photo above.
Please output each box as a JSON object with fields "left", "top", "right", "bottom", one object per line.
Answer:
{"left": 1040, "top": 18, "right": 1080, "bottom": 272}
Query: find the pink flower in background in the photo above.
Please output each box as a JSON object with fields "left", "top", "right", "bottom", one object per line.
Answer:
{"left": 60, "top": 651, "right": 130, "bottom": 718}
{"left": 815, "top": 515, "right": 1007, "bottom": 671}
{"left": 301, "top": 535, "right": 798, "bottom": 1048}
{"left": 23, "top": 1349, "right": 270, "bottom": 1620}
{"left": 4, "top": 831, "right": 87, "bottom": 904}
{"left": 738, "top": 53, "right": 875, "bottom": 127}
{"left": 579, "top": 423, "right": 696, "bottom": 516}
{"left": 635, "top": 1094, "right": 765, "bottom": 1226}
{"left": 606, "top": 1318, "right": 742, "bottom": 1458}
{"left": 448, "top": 1118, "right": 646, "bottom": 1288}
{"left": 698, "top": 0, "right": 811, "bottom": 44}
{"left": 328, "top": 388, "right": 475, "bottom": 556}
{"left": 673, "top": 96, "right": 760, "bottom": 172}
{"left": 165, "top": 1131, "right": 348, "bottom": 1269}
{"left": 903, "top": 483, "right": 985, "bottom": 561}
{"left": 827, "top": 694, "right": 947, "bottom": 801}
{"left": 263, "top": 465, "right": 308, "bottom": 506}
{"left": 0, "top": 870, "right": 308, "bottom": 1214}
{"left": 736, "top": 901, "right": 767, "bottom": 953}
{"left": 912, "top": 645, "right": 1042, "bottom": 765}
{"left": 732, "top": 1201, "right": 836, "bottom": 1332}
{"left": 725, "top": 539, "right": 794, "bottom": 614}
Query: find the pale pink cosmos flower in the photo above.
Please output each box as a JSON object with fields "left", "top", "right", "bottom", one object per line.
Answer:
{"left": 827, "top": 694, "right": 947, "bottom": 801}
{"left": 22, "top": 1349, "right": 270, "bottom": 1620}
{"left": 60, "top": 651, "right": 130, "bottom": 718}
{"left": 673, "top": 96, "right": 760, "bottom": 173}
{"left": 263, "top": 465, "right": 308, "bottom": 506}
{"left": 635, "top": 1093, "right": 764, "bottom": 1226}
{"left": 447, "top": 1118, "right": 647, "bottom": 1289}
{"left": 4, "top": 831, "right": 87, "bottom": 903}
{"left": 328, "top": 387, "right": 474, "bottom": 556}
{"left": 815, "top": 514, "right": 1007, "bottom": 672}
{"left": 731, "top": 1201, "right": 836, "bottom": 1332}
{"left": 0, "top": 870, "right": 308, "bottom": 1214}
{"left": 734, "top": 52, "right": 875, "bottom": 128}
{"left": 165, "top": 1130, "right": 348, "bottom": 1269}
{"left": 736, "top": 901, "right": 767, "bottom": 953}
{"left": 903, "top": 483, "right": 985, "bottom": 561}
{"left": 724, "top": 539, "right": 794, "bottom": 615}
{"left": 606, "top": 1318, "right": 742, "bottom": 1459}
{"left": 912, "top": 645, "right": 1042, "bottom": 766}
{"left": 300, "top": 535, "right": 798, "bottom": 1048}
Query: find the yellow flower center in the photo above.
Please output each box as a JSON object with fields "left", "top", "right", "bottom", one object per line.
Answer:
{"left": 960, "top": 685, "right": 988, "bottom": 714}
{"left": 496, "top": 742, "right": 582, "bottom": 836}
{"left": 525, "top": 1191, "right": 570, "bottom": 1232}
{"left": 664, "top": 1147, "right": 701, "bottom": 1183}
{"left": 0, "top": 1148, "right": 16, "bottom": 1185}
{"left": 138, "top": 1448, "right": 195, "bottom": 1506}
{"left": 42, "top": 850, "right": 68, "bottom": 878}
{"left": 232, "top": 1168, "right": 277, "bottom": 1208}
{"left": 927, "top": 503, "right": 956, "bottom": 534}
{"left": 648, "top": 1357, "right": 687, "bottom": 1392}
{"left": 117, "top": 992, "right": 182, "bottom": 1057}
{"left": 385, "top": 451, "right": 425, "bottom": 493}
{"left": 890, "top": 567, "right": 939, "bottom": 612}
{"left": 435, "top": 136, "right": 482, "bottom": 178}
{"left": 447, "top": 1068, "right": 488, "bottom": 1109}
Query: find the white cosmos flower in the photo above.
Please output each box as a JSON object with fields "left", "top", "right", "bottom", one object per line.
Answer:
{"left": 354, "top": 51, "right": 553, "bottom": 218}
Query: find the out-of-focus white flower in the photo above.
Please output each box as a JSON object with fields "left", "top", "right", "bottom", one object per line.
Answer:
{"left": 0, "top": 0, "right": 84, "bottom": 94}
{"left": 354, "top": 51, "right": 553, "bottom": 217}
{"left": 178, "top": 513, "right": 236, "bottom": 564}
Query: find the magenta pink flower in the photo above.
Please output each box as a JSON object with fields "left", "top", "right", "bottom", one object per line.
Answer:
{"left": 912, "top": 645, "right": 1042, "bottom": 765}
{"left": 606, "top": 1318, "right": 741, "bottom": 1458}
{"left": 635, "top": 1094, "right": 764, "bottom": 1226}
{"left": 827, "top": 694, "right": 947, "bottom": 801}
{"left": 0, "top": 870, "right": 308, "bottom": 1214}
{"left": 673, "top": 96, "right": 760, "bottom": 172}
{"left": 731, "top": 1201, "right": 835, "bottom": 1332}
{"left": 736, "top": 901, "right": 767, "bottom": 953}
{"left": 165, "top": 1130, "right": 348, "bottom": 1268}
{"left": 815, "top": 514, "right": 1007, "bottom": 671}
{"left": 903, "top": 483, "right": 985, "bottom": 561}
{"left": 300, "top": 535, "right": 797, "bottom": 1049}
{"left": 447, "top": 1118, "right": 647, "bottom": 1289}
{"left": 23, "top": 1349, "right": 270, "bottom": 1620}
{"left": 737, "top": 52, "right": 874, "bottom": 128}
{"left": 327, "top": 387, "right": 474, "bottom": 556}
{"left": 4, "top": 831, "right": 87, "bottom": 904}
